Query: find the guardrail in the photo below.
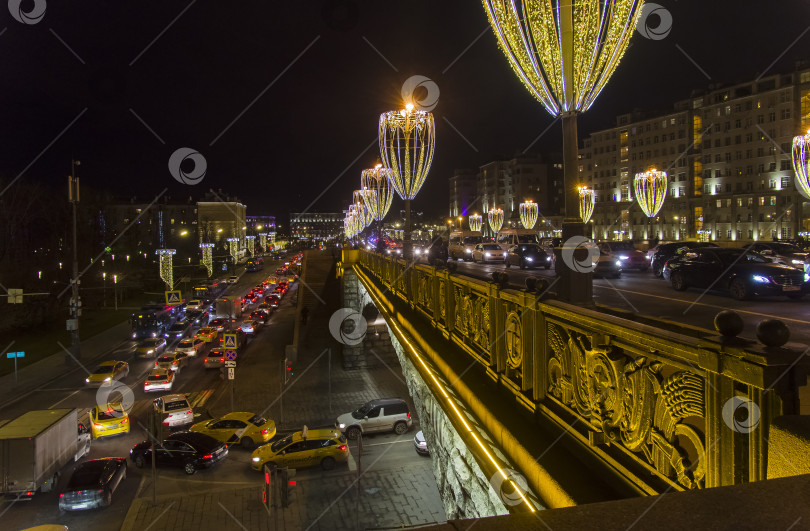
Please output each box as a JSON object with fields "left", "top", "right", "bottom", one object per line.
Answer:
{"left": 354, "top": 249, "right": 809, "bottom": 493}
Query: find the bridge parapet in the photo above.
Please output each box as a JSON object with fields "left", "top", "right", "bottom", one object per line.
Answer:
{"left": 356, "top": 250, "right": 809, "bottom": 495}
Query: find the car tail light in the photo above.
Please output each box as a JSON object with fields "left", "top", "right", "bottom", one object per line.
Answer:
{"left": 164, "top": 379, "right": 171, "bottom": 383}
{"left": 220, "top": 357, "right": 224, "bottom": 362}
{"left": 59, "top": 493, "right": 64, "bottom": 498}
{"left": 122, "top": 417, "right": 129, "bottom": 424}
{"left": 162, "top": 420, "right": 169, "bottom": 425}
{"left": 203, "top": 454, "right": 213, "bottom": 460}
{"left": 204, "top": 358, "right": 208, "bottom": 363}
{"left": 338, "top": 444, "right": 347, "bottom": 451}
{"left": 154, "top": 361, "right": 158, "bottom": 366}
{"left": 185, "top": 410, "right": 192, "bottom": 415}
{"left": 97, "top": 489, "right": 104, "bottom": 494}
{"left": 172, "top": 361, "right": 178, "bottom": 365}
{"left": 407, "top": 412, "right": 411, "bottom": 419}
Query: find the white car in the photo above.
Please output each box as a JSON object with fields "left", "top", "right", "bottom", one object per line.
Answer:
{"left": 228, "top": 276, "right": 239, "bottom": 284}
{"left": 472, "top": 243, "right": 505, "bottom": 263}
{"left": 186, "top": 300, "right": 203, "bottom": 311}
{"left": 143, "top": 369, "right": 175, "bottom": 392}
{"left": 153, "top": 394, "right": 193, "bottom": 427}
{"left": 176, "top": 338, "right": 205, "bottom": 357}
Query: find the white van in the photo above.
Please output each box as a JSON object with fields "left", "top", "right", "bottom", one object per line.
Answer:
{"left": 448, "top": 231, "right": 484, "bottom": 261}
{"left": 495, "top": 228, "right": 539, "bottom": 250}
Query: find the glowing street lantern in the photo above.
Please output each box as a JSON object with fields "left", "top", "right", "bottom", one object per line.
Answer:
{"left": 519, "top": 201, "right": 538, "bottom": 229}
{"left": 634, "top": 169, "right": 668, "bottom": 218}
{"left": 578, "top": 186, "right": 595, "bottom": 223}
{"left": 468, "top": 214, "right": 483, "bottom": 233}
{"left": 792, "top": 130, "right": 810, "bottom": 200}
{"left": 488, "top": 208, "right": 504, "bottom": 233}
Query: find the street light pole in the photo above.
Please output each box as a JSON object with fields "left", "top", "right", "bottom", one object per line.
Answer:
{"left": 68, "top": 160, "right": 82, "bottom": 363}
{"left": 113, "top": 274, "right": 118, "bottom": 311}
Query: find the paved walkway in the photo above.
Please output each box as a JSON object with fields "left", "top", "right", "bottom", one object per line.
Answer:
{"left": 120, "top": 250, "right": 447, "bottom": 531}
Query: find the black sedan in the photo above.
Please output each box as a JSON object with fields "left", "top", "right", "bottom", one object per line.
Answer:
{"left": 59, "top": 457, "right": 127, "bottom": 511}
{"left": 250, "top": 309, "right": 270, "bottom": 323}
{"left": 668, "top": 248, "right": 809, "bottom": 300}
{"left": 504, "top": 244, "right": 552, "bottom": 270}
{"left": 129, "top": 432, "right": 229, "bottom": 475}
{"left": 651, "top": 242, "right": 718, "bottom": 277}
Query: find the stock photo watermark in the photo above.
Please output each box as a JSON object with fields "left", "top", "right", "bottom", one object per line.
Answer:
{"left": 636, "top": 3, "right": 672, "bottom": 41}
{"left": 401, "top": 75, "right": 440, "bottom": 112}
{"left": 560, "top": 236, "right": 600, "bottom": 274}
{"left": 329, "top": 308, "right": 367, "bottom": 346}
{"left": 489, "top": 468, "right": 529, "bottom": 507}
{"left": 168, "top": 147, "right": 207, "bottom": 185}
{"left": 8, "top": 0, "right": 46, "bottom": 25}
{"left": 722, "top": 396, "right": 761, "bottom": 434}
{"left": 95, "top": 380, "right": 136, "bottom": 417}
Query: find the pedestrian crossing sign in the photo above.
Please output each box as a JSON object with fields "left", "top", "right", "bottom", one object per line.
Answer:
{"left": 165, "top": 290, "right": 182, "bottom": 305}
{"left": 223, "top": 333, "right": 237, "bottom": 349}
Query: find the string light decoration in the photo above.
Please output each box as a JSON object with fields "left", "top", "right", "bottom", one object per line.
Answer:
{"left": 258, "top": 233, "right": 267, "bottom": 253}
{"left": 519, "top": 201, "right": 538, "bottom": 229}
{"left": 634, "top": 169, "right": 668, "bottom": 217}
{"left": 353, "top": 190, "right": 373, "bottom": 228}
{"left": 361, "top": 164, "right": 395, "bottom": 221}
{"left": 156, "top": 249, "right": 176, "bottom": 290}
{"left": 578, "top": 186, "right": 595, "bottom": 223}
{"left": 199, "top": 243, "right": 213, "bottom": 278}
{"left": 468, "top": 213, "right": 483, "bottom": 232}
{"left": 792, "top": 130, "right": 810, "bottom": 200}
{"left": 488, "top": 208, "right": 504, "bottom": 234}
{"left": 379, "top": 103, "right": 436, "bottom": 255}
{"left": 245, "top": 235, "right": 255, "bottom": 258}
{"left": 226, "top": 238, "right": 239, "bottom": 263}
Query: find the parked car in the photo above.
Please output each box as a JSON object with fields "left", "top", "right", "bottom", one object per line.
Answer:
{"left": 598, "top": 241, "right": 649, "bottom": 271}
{"left": 250, "top": 427, "right": 348, "bottom": 471}
{"left": 129, "top": 432, "right": 228, "bottom": 475}
{"left": 143, "top": 369, "right": 175, "bottom": 392}
{"left": 750, "top": 242, "right": 810, "bottom": 270}
{"left": 190, "top": 412, "right": 276, "bottom": 449}
{"left": 175, "top": 338, "right": 205, "bottom": 357}
{"left": 135, "top": 338, "right": 167, "bottom": 359}
{"left": 650, "top": 242, "right": 718, "bottom": 277}
{"left": 89, "top": 403, "right": 130, "bottom": 439}
{"left": 413, "top": 430, "right": 429, "bottom": 456}
{"left": 471, "top": 243, "right": 505, "bottom": 263}
{"left": 85, "top": 361, "right": 129, "bottom": 387}
{"left": 336, "top": 398, "right": 412, "bottom": 440}
{"left": 668, "top": 247, "right": 810, "bottom": 300}
{"left": 504, "top": 243, "right": 552, "bottom": 270}
{"left": 154, "top": 351, "right": 189, "bottom": 373}
{"left": 153, "top": 394, "right": 194, "bottom": 428}
{"left": 58, "top": 457, "right": 127, "bottom": 511}
{"left": 227, "top": 276, "right": 239, "bottom": 284}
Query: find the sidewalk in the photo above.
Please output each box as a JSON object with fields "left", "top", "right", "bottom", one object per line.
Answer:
{"left": 121, "top": 250, "right": 446, "bottom": 530}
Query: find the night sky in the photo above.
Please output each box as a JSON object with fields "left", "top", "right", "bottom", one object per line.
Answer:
{"left": 2, "top": 1, "right": 809, "bottom": 220}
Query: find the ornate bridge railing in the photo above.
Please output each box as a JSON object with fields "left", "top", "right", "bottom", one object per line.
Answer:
{"left": 357, "top": 250, "right": 808, "bottom": 494}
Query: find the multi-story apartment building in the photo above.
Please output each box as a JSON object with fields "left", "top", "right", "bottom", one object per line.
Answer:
{"left": 290, "top": 213, "right": 343, "bottom": 241}
{"left": 450, "top": 154, "right": 564, "bottom": 236}
{"left": 102, "top": 196, "right": 198, "bottom": 254}
{"left": 580, "top": 64, "right": 810, "bottom": 242}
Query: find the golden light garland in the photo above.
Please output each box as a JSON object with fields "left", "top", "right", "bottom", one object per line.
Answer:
{"left": 379, "top": 104, "right": 436, "bottom": 200}
{"left": 360, "top": 164, "right": 395, "bottom": 221}
{"left": 488, "top": 208, "right": 504, "bottom": 233}
{"left": 634, "top": 169, "right": 668, "bottom": 217}
{"left": 519, "top": 201, "right": 538, "bottom": 229}
{"left": 468, "top": 213, "right": 483, "bottom": 232}
{"left": 258, "top": 233, "right": 267, "bottom": 252}
{"left": 245, "top": 235, "right": 255, "bottom": 258}
{"left": 578, "top": 186, "right": 595, "bottom": 223}
{"left": 156, "top": 249, "right": 175, "bottom": 289}
{"left": 792, "top": 130, "right": 810, "bottom": 200}
{"left": 482, "top": 0, "right": 645, "bottom": 115}
{"left": 353, "top": 190, "right": 373, "bottom": 228}
{"left": 226, "top": 238, "right": 239, "bottom": 263}
{"left": 199, "top": 243, "right": 213, "bottom": 278}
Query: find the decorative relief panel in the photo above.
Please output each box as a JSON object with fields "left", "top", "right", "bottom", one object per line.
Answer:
{"left": 546, "top": 323, "right": 706, "bottom": 490}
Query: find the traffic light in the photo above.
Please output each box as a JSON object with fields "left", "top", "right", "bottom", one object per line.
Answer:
{"left": 284, "top": 359, "right": 293, "bottom": 384}
{"left": 262, "top": 465, "right": 274, "bottom": 512}
{"left": 280, "top": 468, "right": 296, "bottom": 507}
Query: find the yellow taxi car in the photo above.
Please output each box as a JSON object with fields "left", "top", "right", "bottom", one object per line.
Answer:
{"left": 191, "top": 412, "right": 276, "bottom": 449}
{"left": 89, "top": 402, "right": 130, "bottom": 439}
{"left": 84, "top": 361, "right": 129, "bottom": 387}
{"left": 251, "top": 427, "right": 348, "bottom": 471}
{"left": 194, "top": 326, "right": 218, "bottom": 343}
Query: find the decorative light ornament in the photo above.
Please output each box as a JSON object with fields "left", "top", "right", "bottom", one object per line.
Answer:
{"left": 245, "top": 235, "right": 255, "bottom": 258}
{"left": 792, "top": 130, "right": 810, "bottom": 200}
{"left": 353, "top": 190, "right": 373, "bottom": 228}
{"left": 519, "top": 201, "right": 538, "bottom": 229}
{"left": 361, "top": 165, "right": 395, "bottom": 221}
{"left": 226, "top": 238, "right": 239, "bottom": 263}
{"left": 488, "top": 208, "right": 504, "bottom": 233}
{"left": 199, "top": 243, "right": 214, "bottom": 278}
{"left": 155, "top": 249, "right": 175, "bottom": 290}
{"left": 379, "top": 103, "right": 436, "bottom": 255}
{"left": 634, "top": 169, "right": 668, "bottom": 217}
{"left": 578, "top": 186, "right": 595, "bottom": 223}
{"left": 469, "top": 213, "right": 483, "bottom": 232}
{"left": 258, "top": 233, "right": 268, "bottom": 252}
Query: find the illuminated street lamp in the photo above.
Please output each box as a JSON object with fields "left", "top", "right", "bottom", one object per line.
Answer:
{"left": 379, "top": 103, "right": 435, "bottom": 258}
{"left": 578, "top": 186, "right": 595, "bottom": 224}
{"left": 519, "top": 201, "right": 538, "bottom": 230}
{"left": 792, "top": 130, "right": 810, "bottom": 200}
{"left": 469, "top": 214, "right": 483, "bottom": 233}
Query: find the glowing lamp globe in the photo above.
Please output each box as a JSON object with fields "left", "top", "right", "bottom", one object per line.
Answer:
{"left": 469, "top": 214, "right": 483, "bottom": 233}
{"left": 488, "top": 208, "right": 504, "bottom": 233}
{"left": 578, "top": 187, "right": 595, "bottom": 223}
{"left": 634, "top": 169, "right": 668, "bottom": 218}
{"left": 519, "top": 201, "right": 538, "bottom": 229}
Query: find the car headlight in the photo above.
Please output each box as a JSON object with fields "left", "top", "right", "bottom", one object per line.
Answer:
{"left": 546, "top": 256, "right": 551, "bottom": 261}
{"left": 485, "top": 252, "right": 491, "bottom": 257}
{"left": 792, "top": 259, "right": 804, "bottom": 265}
{"left": 465, "top": 249, "right": 472, "bottom": 253}
{"left": 147, "top": 350, "right": 154, "bottom": 354}
{"left": 152, "top": 333, "right": 157, "bottom": 337}
{"left": 339, "top": 423, "right": 346, "bottom": 429}
{"left": 618, "top": 255, "right": 628, "bottom": 260}
{"left": 414, "top": 249, "right": 421, "bottom": 254}
{"left": 132, "top": 333, "right": 136, "bottom": 338}
{"left": 104, "top": 377, "right": 112, "bottom": 382}
{"left": 526, "top": 257, "right": 533, "bottom": 262}
{"left": 752, "top": 275, "right": 770, "bottom": 283}
{"left": 252, "top": 457, "right": 261, "bottom": 462}
{"left": 646, "top": 256, "right": 651, "bottom": 260}
{"left": 805, "top": 273, "right": 810, "bottom": 282}
{"left": 615, "top": 260, "right": 622, "bottom": 267}
{"left": 85, "top": 378, "right": 90, "bottom": 383}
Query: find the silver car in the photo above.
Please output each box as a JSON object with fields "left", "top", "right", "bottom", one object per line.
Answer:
{"left": 336, "top": 398, "right": 413, "bottom": 440}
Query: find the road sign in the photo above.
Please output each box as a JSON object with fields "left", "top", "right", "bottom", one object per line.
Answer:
{"left": 225, "top": 349, "right": 237, "bottom": 361}
{"left": 6, "top": 352, "right": 24, "bottom": 359}
{"left": 225, "top": 360, "right": 236, "bottom": 368}
{"left": 223, "top": 334, "right": 237, "bottom": 349}
{"left": 165, "top": 290, "right": 182, "bottom": 305}
{"left": 227, "top": 367, "right": 235, "bottom": 380}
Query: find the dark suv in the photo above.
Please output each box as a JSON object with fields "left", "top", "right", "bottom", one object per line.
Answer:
{"left": 651, "top": 242, "right": 718, "bottom": 277}
{"left": 336, "top": 398, "right": 413, "bottom": 439}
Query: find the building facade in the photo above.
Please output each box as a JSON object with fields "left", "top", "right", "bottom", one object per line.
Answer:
{"left": 580, "top": 65, "right": 810, "bottom": 242}
{"left": 290, "top": 213, "right": 343, "bottom": 241}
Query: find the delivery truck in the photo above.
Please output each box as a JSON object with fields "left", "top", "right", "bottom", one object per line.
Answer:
{"left": 0, "top": 409, "right": 92, "bottom": 497}
{"left": 215, "top": 296, "right": 243, "bottom": 319}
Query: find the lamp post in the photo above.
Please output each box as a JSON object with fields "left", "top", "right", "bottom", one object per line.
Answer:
{"left": 102, "top": 271, "right": 107, "bottom": 307}
{"left": 483, "top": 0, "right": 643, "bottom": 303}
{"left": 67, "top": 159, "right": 81, "bottom": 363}
{"left": 379, "top": 103, "right": 435, "bottom": 259}
{"left": 113, "top": 274, "right": 118, "bottom": 311}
